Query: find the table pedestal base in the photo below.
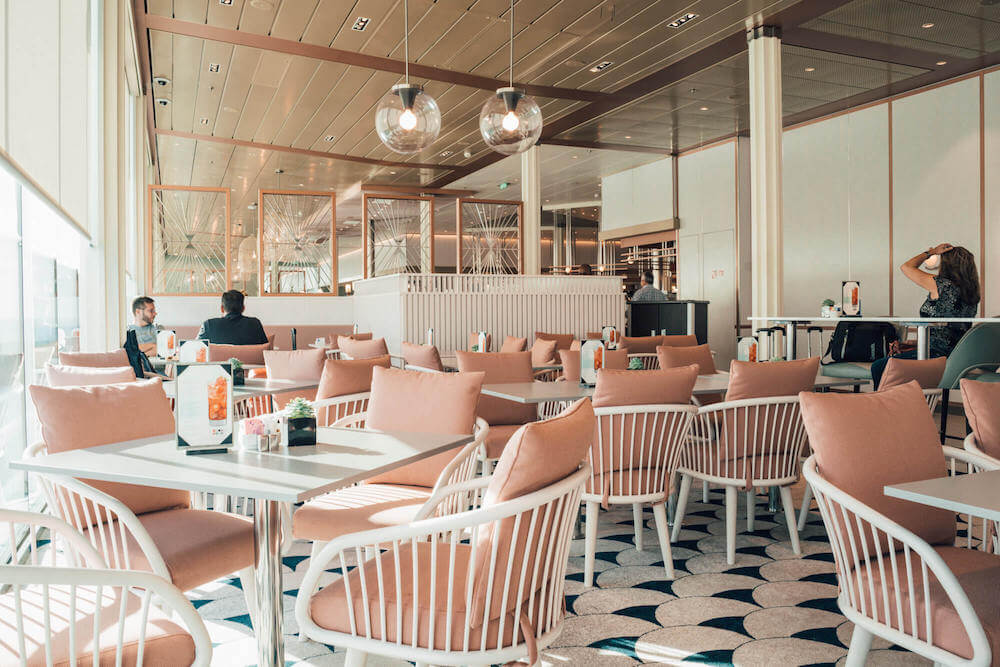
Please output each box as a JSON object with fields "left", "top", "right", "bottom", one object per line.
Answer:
{"left": 254, "top": 498, "right": 284, "bottom": 667}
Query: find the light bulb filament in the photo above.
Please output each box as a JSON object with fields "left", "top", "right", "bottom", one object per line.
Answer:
{"left": 399, "top": 108, "right": 417, "bottom": 131}
{"left": 502, "top": 110, "right": 520, "bottom": 131}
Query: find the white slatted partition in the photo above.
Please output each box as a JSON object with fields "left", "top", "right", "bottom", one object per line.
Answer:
{"left": 353, "top": 273, "right": 625, "bottom": 353}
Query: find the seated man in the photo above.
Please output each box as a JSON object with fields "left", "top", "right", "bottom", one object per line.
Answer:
{"left": 631, "top": 270, "right": 668, "bottom": 302}
{"left": 197, "top": 290, "right": 268, "bottom": 345}
{"left": 126, "top": 296, "right": 161, "bottom": 356}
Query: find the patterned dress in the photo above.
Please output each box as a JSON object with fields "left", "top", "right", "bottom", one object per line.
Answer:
{"left": 919, "top": 276, "right": 978, "bottom": 357}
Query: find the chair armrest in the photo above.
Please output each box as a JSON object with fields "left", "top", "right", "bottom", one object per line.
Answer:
{"left": 331, "top": 411, "right": 368, "bottom": 429}
{"left": 413, "top": 477, "right": 493, "bottom": 521}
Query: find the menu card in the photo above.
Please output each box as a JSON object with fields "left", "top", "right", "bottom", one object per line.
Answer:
{"left": 156, "top": 330, "right": 177, "bottom": 357}
{"left": 580, "top": 339, "right": 605, "bottom": 386}
{"left": 178, "top": 340, "right": 208, "bottom": 363}
{"left": 175, "top": 362, "right": 233, "bottom": 454}
{"left": 842, "top": 281, "right": 861, "bottom": 317}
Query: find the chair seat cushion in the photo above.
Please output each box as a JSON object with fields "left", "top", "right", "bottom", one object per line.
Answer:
{"left": 309, "top": 542, "right": 526, "bottom": 651}
{"left": 100, "top": 509, "right": 253, "bottom": 592}
{"left": 484, "top": 423, "right": 524, "bottom": 459}
{"left": 293, "top": 484, "right": 431, "bottom": 541}
{"left": 857, "top": 546, "right": 1000, "bottom": 661}
{"left": 0, "top": 584, "right": 196, "bottom": 666}
{"left": 819, "top": 362, "right": 872, "bottom": 380}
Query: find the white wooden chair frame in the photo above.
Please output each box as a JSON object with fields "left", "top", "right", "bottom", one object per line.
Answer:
{"left": 0, "top": 509, "right": 211, "bottom": 666}
{"left": 627, "top": 353, "right": 659, "bottom": 370}
{"left": 671, "top": 395, "right": 808, "bottom": 564}
{"left": 25, "top": 442, "right": 258, "bottom": 617}
{"left": 798, "top": 388, "right": 944, "bottom": 531}
{"left": 802, "top": 448, "right": 998, "bottom": 667}
{"left": 304, "top": 414, "right": 490, "bottom": 562}
{"left": 583, "top": 404, "right": 696, "bottom": 586}
{"left": 295, "top": 465, "right": 588, "bottom": 667}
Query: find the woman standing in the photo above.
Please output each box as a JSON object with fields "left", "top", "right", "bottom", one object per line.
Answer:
{"left": 871, "top": 243, "right": 980, "bottom": 388}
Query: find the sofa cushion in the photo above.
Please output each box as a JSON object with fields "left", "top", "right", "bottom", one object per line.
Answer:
{"left": 879, "top": 356, "right": 947, "bottom": 390}
{"left": 337, "top": 336, "right": 389, "bottom": 360}
{"left": 656, "top": 344, "right": 716, "bottom": 375}
{"left": 620, "top": 336, "right": 662, "bottom": 354}
{"left": 534, "top": 332, "right": 575, "bottom": 350}
{"left": 401, "top": 342, "right": 444, "bottom": 372}
{"left": 592, "top": 366, "right": 698, "bottom": 407}
{"left": 455, "top": 351, "right": 537, "bottom": 427}
{"left": 500, "top": 336, "right": 527, "bottom": 353}
{"left": 45, "top": 364, "right": 136, "bottom": 387}
{"left": 530, "top": 338, "right": 558, "bottom": 366}
{"left": 961, "top": 378, "right": 1000, "bottom": 460}
{"left": 58, "top": 350, "right": 130, "bottom": 368}
{"left": 317, "top": 355, "right": 391, "bottom": 400}
{"left": 725, "top": 357, "right": 820, "bottom": 401}
{"left": 207, "top": 342, "right": 271, "bottom": 364}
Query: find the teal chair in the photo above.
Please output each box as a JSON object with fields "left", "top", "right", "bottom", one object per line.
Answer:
{"left": 937, "top": 322, "right": 1000, "bottom": 442}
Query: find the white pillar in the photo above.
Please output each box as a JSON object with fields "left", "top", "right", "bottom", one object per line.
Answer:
{"left": 747, "top": 25, "right": 783, "bottom": 319}
{"left": 419, "top": 200, "right": 432, "bottom": 272}
{"left": 521, "top": 145, "right": 541, "bottom": 274}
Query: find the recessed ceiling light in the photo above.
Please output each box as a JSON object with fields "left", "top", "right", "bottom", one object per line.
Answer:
{"left": 936, "top": 60, "right": 948, "bottom": 65}
{"left": 804, "top": 66, "right": 815, "bottom": 72}
{"left": 153, "top": 76, "right": 170, "bottom": 86}
{"left": 249, "top": 0, "right": 274, "bottom": 8}
{"left": 572, "top": 155, "right": 578, "bottom": 159}
{"left": 922, "top": 22, "right": 934, "bottom": 28}
{"left": 248, "top": 203, "right": 257, "bottom": 210}
{"left": 544, "top": 199, "right": 549, "bottom": 202}
{"left": 668, "top": 12, "right": 698, "bottom": 28}
{"left": 218, "top": 0, "right": 232, "bottom": 5}
{"left": 297, "top": 183, "right": 304, "bottom": 187}
{"left": 624, "top": 135, "right": 632, "bottom": 139}
{"left": 440, "top": 150, "right": 453, "bottom": 157}
{"left": 324, "top": 135, "right": 335, "bottom": 142}
{"left": 208, "top": 63, "right": 220, "bottom": 73}
{"left": 389, "top": 171, "right": 396, "bottom": 174}
{"left": 199, "top": 117, "right": 209, "bottom": 124}
{"left": 589, "top": 61, "right": 613, "bottom": 73}
{"left": 155, "top": 98, "right": 170, "bottom": 107}
{"left": 274, "top": 168, "right": 283, "bottom": 174}
{"left": 352, "top": 16, "right": 371, "bottom": 31}
{"left": 699, "top": 106, "right": 709, "bottom": 111}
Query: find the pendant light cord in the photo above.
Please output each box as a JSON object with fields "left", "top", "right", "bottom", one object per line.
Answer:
{"left": 404, "top": 0, "right": 409, "bottom": 84}
{"left": 509, "top": 0, "right": 514, "bottom": 87}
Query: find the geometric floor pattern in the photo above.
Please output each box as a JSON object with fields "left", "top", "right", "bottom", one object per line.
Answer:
{"left": 190, "top": 482, "right": 935, "bottom": 666}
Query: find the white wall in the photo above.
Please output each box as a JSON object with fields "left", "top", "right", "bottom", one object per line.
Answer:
{"left": 986, "top": 70, "right": 1000, "bottom": 317}
{"left": 677, "top": 141, "right": 738, "bottom": 367}
{"left": 152, "top": 295, "right": 355, "bottom": 326}
{"left": 601, "top": 157, "right": 673, "bottom": 232}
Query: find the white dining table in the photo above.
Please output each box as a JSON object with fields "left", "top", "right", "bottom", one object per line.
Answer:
{"left": 481, "top": 372, "right": 864, "bottom": 404}
{"left": 161, "top": 377, "right": 319, "bottom": 399}
{"left": 749, "top": 316, "right": 1000, "bottom": 361}
{"left": 884, "top": 470, "right": 1000, "bottom": 522}
{"left": 12, "top": 426, "right": 474, "bottom": 667}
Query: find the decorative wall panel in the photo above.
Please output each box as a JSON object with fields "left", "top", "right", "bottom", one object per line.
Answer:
{"left": 258, "top": 190, "right": 336, "bottom": 296}
{"left": 148, "top": 185, "right": 230, "bottom": 295}
{"left": 363, "top": 194, "right": 434, "bottom": 278}
{"left": 457, "top": 198, "right": 522, "bottom": 274}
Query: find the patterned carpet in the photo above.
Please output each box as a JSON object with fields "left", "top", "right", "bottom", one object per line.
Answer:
{"left": 189, "top": 483, "right": 936, "bottom": 666}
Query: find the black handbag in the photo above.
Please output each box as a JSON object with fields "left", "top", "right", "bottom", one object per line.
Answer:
{"left": 822, "top": 321, "right": 898, "bottom": 364}
{"left": 122, "top": 329, "right": 156, "bottom": 379}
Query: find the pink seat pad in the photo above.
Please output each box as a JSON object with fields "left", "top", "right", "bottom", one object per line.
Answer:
{"left": 293, "top": 484, "right": 431, "bottom": 542}
{"left": 89, "top": 509, "right": 253, "bottom": 592}
{"left": 0, "top": 583, "right": 195, "bottom": 666}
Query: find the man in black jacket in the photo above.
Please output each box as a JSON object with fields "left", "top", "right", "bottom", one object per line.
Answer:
{"left": 197, "top": 290, "right": 269, "bottom": 345}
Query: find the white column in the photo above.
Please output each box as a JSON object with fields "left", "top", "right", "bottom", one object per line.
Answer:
{"left": 419, "top": 200, "right": 432, "bottom": 272}
{"left": 521, "top": 145, "right": 541, "bottom": 274}
{"left": 747, "top": 25, "right": 783, "bottom": 319}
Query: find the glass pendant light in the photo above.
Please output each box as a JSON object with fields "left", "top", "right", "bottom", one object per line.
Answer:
{"left": 479, "top": 0, "right": 543, "bottom": 155}
{"left": 375, "top": 0, "right": 440, "bottom": 154}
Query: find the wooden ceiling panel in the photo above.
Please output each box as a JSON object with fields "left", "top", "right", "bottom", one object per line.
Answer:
{"left": 529, "top": 0, "right": 609, "bottom": 35}
{"left": 323, "top": 70, "right": 399, "bottom": 152}
{"left": 147, "top": 0, "right": 174, "bottom": 18}
{"left": 294, "top": 67, "right": 376, "bottom": 149}
{"left": 191, "top": 40, "right": 234, "bottom": 135}
{"left": 206, "top": 0, "right": 244, "bottom": 30}
{"left": 232, "top": 84, "right": 278, "bottom": 141}
{"left": 252, "top": 56, "right": 321, "bottom": 144}
{"left": 173, "top": 0, "right": 209, "bottom": 23}
{"left": 269, "top": 0, "right": 321, "bottom": 41}
{"left": 168, "top": 34, "right": 207, "bottom": 132}
{"left": 392, "top": 4, "right": 467, "bottom": 61}
{"left": 417, "top": 13, "right": 494, "bottom": 67}
{"left": 299, "top": 0, "right": 355, "bottom": 47}
{"left": 252, "top": 49, "right": 292, "bottom": 84}
{"left": 234, "top": 0, "right": 278, "bottom": 35}
{"left": 329, "top": 0, "right": 401, "bottom": 53}
{"left": 211, "top": 44, "right": 262, "bottom": 138}
{"left": 270, "top": 61, "right": 348, "bottom": 146}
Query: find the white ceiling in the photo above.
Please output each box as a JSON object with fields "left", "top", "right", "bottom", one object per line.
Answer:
{"left": 448, "top": 143, "right": 665, "bottom": 204}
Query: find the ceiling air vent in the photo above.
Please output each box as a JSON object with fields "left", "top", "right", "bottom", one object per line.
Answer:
{"left": 668, "top": 13, "right": 697, "bottom": 28}
{"left": 589, "top": 61, "right": 613, "bottom": 73}
{"left": 352, "top": 17, "right": 371, "bottom": 31}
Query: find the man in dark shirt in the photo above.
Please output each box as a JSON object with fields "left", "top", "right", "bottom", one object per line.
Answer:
{"left": 197, "top": 290, "right": 269, "bottom": 345}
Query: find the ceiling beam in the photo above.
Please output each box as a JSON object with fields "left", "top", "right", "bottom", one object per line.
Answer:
{"left": 361, "top": 184, "right": 477, "bottom": 197}
{"left": 428, "top": 0, "right": 858, "bottom": 188}
{"left": 154, "top": 129, "right": 473, "bottom": 174}
{"left": 142, "top": 14, "right": 606, "bottom": 103}
{"left": 783, "top": 27, "right": 954, "bottom": 70}
{"left": 131, "top": 0, "right": 158, "bottom": 175}
{"left": 540, "top": 138, "right": 673, "bottom": 155}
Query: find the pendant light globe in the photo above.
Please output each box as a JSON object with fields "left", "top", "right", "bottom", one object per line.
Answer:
{"left": 480, "top": 87, "right": 542, "bottom": 155}
{"left": 375, "top": 83, "right": 441, "bottom": 154}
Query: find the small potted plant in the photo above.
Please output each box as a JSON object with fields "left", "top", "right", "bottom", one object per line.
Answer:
{"left": 821, "top": 298, "right": 836, "bottom": 318}
{"left": 229, "top": 358, "right": 245, "bottom": 385}
{"left": 285, "top": 397, "right": 317, "bottom": 447}
{"left": 628, "top": 357, "right": 644, "bottom": 370}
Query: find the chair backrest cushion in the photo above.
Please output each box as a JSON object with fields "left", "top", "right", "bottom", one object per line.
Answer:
{"left": 661, "top": 334, "right": 698, "bottom": 348}
{"left": 207, "top": 342, "right": 272, "bottom": 364}
{"left": 604, "top": 347, "right": 629, "bottom": 370}
{"left": 347, "top": 332, "right": 373, "bottom": 341}
{"left": 725, "top": 357, "right": 820, "bottom": 401}
{"left": 534, "top": 332, "right": 575, "bottom": 350}
{"left": 961, "top": 378, "right": 1000, "bottom": 459}
{"left": 264, "top": 349, "right": 326, "bottom": 380}
{"left": 500, "top": 336, "right": 527, "bottom": 353}
{"left": 559, "top": 350, "right": 581, "bottom": 383}
{"left": 455, "top": 351, "right": 537, "bottom": 425}
{"left": 316, "top": 355, "right": 391, "bottom": 400}
{"left": 468, "top": 332, "right": 492, "bottom": 352}
{"left": 28, "top": 379, "right": 189, "bottom": 521}
{"left": 530, "top": 338, "right": 558, "bottom": 366}
{"left": 592, "top": 366, "right": 698, "bottom": 407}
{"left": 401, "top": 342, "right": 444, "bottom": 372}
{"left": 620, "top": 335, "right": 662, "bottom": 354}
{"left": 471, "top": 398, "right": 594, "bottom": 625}
{"left": 364, "top": 367, "right": 485, "bottom": 487}
{"left": 657, "top": 344, "right": 716, "bottom": 375}
{"left": 58, "top": 350, "right": 130, "bottom": 368}
{"left": 45, "top": 364, "right": 136, "bottom": 387}
{"left": 799, "top": 382, "right": 955, "bottom": 557}
{"left": 879, "top": 356, "right": 947, "bottom": 390}
{"left": 337, "top": 336, "right": 389, "bottom": 360}
{"left": 940, "top": 322, "right": 1000, "bottom": 389}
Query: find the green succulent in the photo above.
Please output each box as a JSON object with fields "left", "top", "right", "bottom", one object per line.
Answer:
{"left": 286, "top": 397, "right": 315, "bottom": 419}
{"left": 471, "top": 344, "right": 479, "bottom": 352}
{"left": 228, "top": 357, "right": 243, "bottom": 371}
{"left": 628, "top": 357, "right": 644, "bottom": 370}
{"left": 821, "top": 298, "right": 836, "bottom": 307}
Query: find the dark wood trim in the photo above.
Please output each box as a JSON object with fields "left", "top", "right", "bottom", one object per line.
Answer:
{"left": 540, "top": 138, "right": 672, "bottom": 155}
{"left": 142, "top": 14, "right": 605, "bottom": 103}
{"left": 361, "top": 184, "right": 476, "bottom": 197}
{"left": 782, "top": 27, "right": 955, "bottom": 70}
{"left": 132, "top": 0, "right": 159, "bottom": 175}
{"left": 154, "top": 129, "right": 472, "bottom": 174}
